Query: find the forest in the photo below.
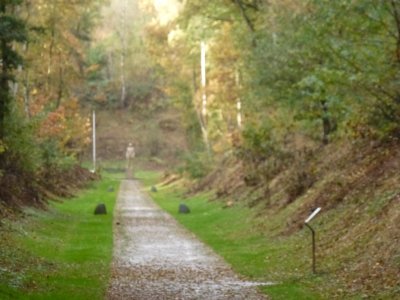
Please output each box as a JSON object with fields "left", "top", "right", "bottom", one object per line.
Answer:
{"left": 0, "top": 0, "right": 399, "bottom": 299}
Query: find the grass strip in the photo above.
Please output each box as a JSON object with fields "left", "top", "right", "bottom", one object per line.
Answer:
{"left": 139, "top": 171, "right": 324, "bottom": 300}
{"left": 0, "top": 173, "right": 118, "bottom": 300}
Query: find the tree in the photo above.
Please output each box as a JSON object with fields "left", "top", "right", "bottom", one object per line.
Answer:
{"left": 89, "top": 0, "right": 159, "bottom": 109}
{"left": 0, "top": 0, "right": 27, "bottom": 139}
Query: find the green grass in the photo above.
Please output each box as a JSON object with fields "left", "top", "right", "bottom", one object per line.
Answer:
{"left": 0, "top": 172, "right": 119, "bottom": 300}
{"left": 140, "top": 171, "right": 324, "bottom": 300}
{"left": 135, "top": 170, "right": 163, "bottom": 186}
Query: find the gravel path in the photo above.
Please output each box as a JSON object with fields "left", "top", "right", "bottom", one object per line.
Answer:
{"left": 106, "top": 179, "right": 269, "bottom": 300}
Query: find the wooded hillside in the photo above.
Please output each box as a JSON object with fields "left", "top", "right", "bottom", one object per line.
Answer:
{"left": 0, "top": 0, "right": 104, "bottom": 210}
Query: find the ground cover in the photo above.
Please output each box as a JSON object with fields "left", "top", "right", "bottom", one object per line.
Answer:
{"left": 0, "top": 172, "right": 118, "bottom": 299}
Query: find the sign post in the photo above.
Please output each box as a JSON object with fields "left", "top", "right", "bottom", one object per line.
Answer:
{"left": 304, "top": 207, "right": 321, "bottom": 274}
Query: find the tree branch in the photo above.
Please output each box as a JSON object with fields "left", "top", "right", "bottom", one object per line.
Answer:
{"left": 390, "top": 0, "right": 400, "bottom": 62}
{"left": 233, "top": 0, "right": 256, "bottom": 32}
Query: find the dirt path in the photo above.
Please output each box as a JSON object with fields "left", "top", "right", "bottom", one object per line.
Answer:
{"left": 106, "top": 179, "right": 269, "bottom": 300}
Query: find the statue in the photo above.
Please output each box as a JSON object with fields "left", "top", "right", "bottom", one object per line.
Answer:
{"left": 126, "top": 142, "right": 135, "bottom": 170}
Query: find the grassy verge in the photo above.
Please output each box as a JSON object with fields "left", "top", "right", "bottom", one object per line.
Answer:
{"left": 140, "top": 171, "right": 324, "bottom": 300}
{"left": 0, "top": 172, "right": 119, "bottom": 300}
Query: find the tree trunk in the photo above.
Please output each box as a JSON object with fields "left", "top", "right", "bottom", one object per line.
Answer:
{"left": 119, "top": 0, "right": 127, "bottom": 108}
{"left": 23, "top": 69, "right": 30, "bottom": 118}
{"left": 0, "top": 39, "right": 9, "bottom": 139}
{"left": 0, "top": 2, "right": 7, "bottom": 139}
{"left": 107, "top": 51, "right": 113, "bottom": 80}
{"left": 390, "top": 0, "right": 400, "bottom": 63}
{"left": 56, "top": 65, "right": 63, "bottom": 108}
{"left": 47, "top": 20, "right": 55, "bottom": 92}
{"left": 0, "top": 2, "right": 27, "bottom": 143}
{"left": 321, "top": 99, "right": 331, "bottom": 145}
{"left": 120, "top": 49, "right": 126, "bottom": 107}
{"left": 200, "top": 41, "right": 211, "bottom": 155}
{"left": 235, "top": 69, "right": 242, "bottom": 129}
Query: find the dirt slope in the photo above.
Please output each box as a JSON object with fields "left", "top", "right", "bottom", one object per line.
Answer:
{"left": 92, "top": 108, "right": 188, "bottom": 169}
{"left": 193, "top": 140, "right": 400, "bottom": 298}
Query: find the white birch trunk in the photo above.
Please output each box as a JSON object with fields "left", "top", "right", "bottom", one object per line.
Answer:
{"left": 235, "top": 69, "right": 242, "bottom": 128}
{"left": 200, "top": 41, "right": 211, "bottom": 154}
{"left": 201, "top": 41, "right": 207, "bottom": 118}
{"left": 119, "top": 0, "right": 127, "bottom": 107}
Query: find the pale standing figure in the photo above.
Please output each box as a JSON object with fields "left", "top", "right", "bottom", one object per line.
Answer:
{"left": 126, "top": 143, "right": 135, "bottom": 170}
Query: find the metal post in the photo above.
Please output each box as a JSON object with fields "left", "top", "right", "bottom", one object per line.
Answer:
{"left": 304, "top": 223, "right": 316, "bottom": 274}
{"left": 304, "top": 207, "right": 321, "bottom": 274}
{"left": 92, "top": 110, "right": 96, "bottom": 172}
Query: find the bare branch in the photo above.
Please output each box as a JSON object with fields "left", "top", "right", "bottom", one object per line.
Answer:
{"left": 233, "top": 0, "right": 256, "bottom": 32}
{"left": 390, "top": 0, "right": 400, "bottom": 62}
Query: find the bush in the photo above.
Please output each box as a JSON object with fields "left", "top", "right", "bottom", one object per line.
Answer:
{"left": 39, "top": 139, "right": 75, "bottom": 171}
{"left": 2, "top": 113, "right": 41, "bottom": 173}
{"left": 237, "top": 123, "right": 293, "bottom": 190}
{"left": 180, "top": 152, "right": 212, "bottom": 179}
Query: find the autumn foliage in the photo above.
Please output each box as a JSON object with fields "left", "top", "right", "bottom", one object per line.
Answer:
{"left": 0, "top": 0, "right": 103, "bottom": 210}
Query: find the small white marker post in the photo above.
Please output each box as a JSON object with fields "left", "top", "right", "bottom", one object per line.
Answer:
{"left": 304, "top": 207, "right": 321, "bottom": 274}
{"left": 92, "top": 110, "right": 96, "bottom": 173}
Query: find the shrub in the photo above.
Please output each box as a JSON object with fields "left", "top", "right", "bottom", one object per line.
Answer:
{"left": 180, "top": 152, "right": 212, "bottom": 179}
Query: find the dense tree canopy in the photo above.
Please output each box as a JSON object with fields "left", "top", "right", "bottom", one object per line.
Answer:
{"left": 0, "top": 0, "right": 104, "bottom": 181}
{"left": 147, "top": 1, "right": 400, "bottom": 152}
{"left": 2, "top": 0, "right": 400, "bottom": 197}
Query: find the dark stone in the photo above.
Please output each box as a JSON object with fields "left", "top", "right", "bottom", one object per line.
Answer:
{"left": 107, "top": 186, "right": 114, "bottom": 192}
{"left": 178, "top": 203, "right": 190, "bottom": 214}
{"left": 151, "top": 186, "right": 158, "bottom": 192}
{"left": 94, "top": 203, "right": 107, "bottom": 215}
